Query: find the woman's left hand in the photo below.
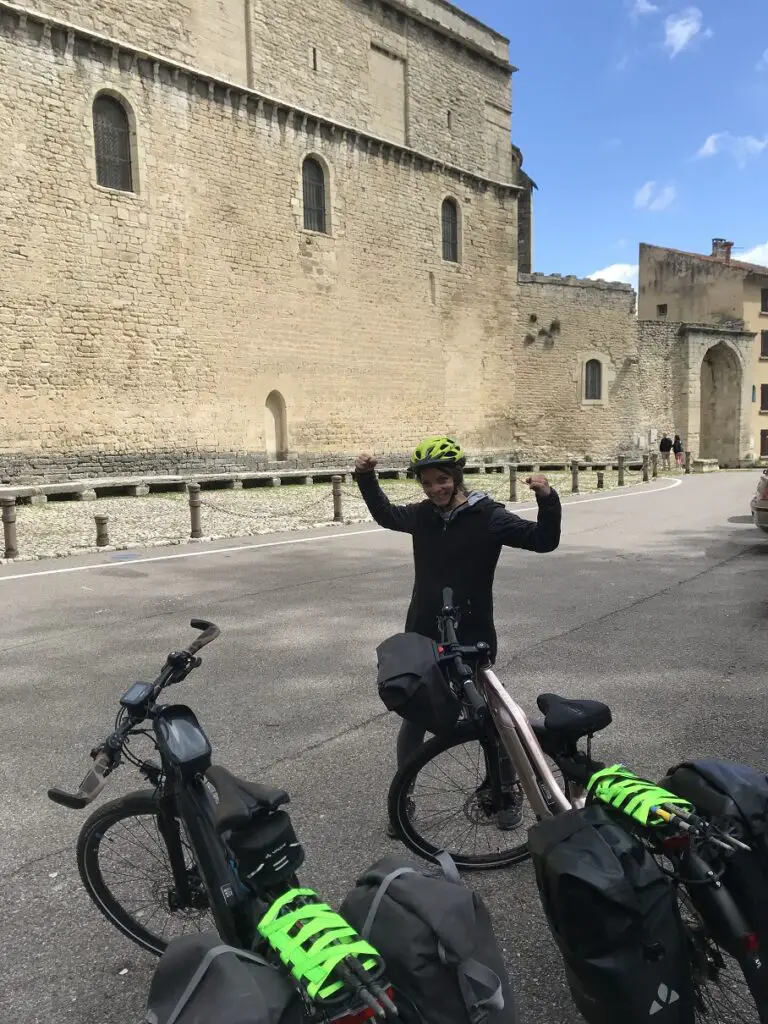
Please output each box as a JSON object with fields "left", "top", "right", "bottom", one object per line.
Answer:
{"left": 526, "top": 474, "right": 552, "bottom": 498}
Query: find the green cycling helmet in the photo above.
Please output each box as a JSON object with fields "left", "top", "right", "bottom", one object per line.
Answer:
{"left": 410, "top": 435, "right": 466, "bottom": 471}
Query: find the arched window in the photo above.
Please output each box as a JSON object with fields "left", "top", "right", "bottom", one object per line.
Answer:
{"left": 302, "top": 157, "right": 327, "bottom": 233}
{"left": 584, "top": 359, "right": 602, "bottom": 401}
{"left": 93, "top": 94, "right": 133, "bottom": 192}
{"left": 265, "top": 391, "right": 288, "bottom": 461}
{"left": 441, "top": 198, "right": 459, "bottom": 263}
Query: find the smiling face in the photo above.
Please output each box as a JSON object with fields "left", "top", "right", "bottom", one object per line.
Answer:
{"left": 419, "top": 466, "right": 457, "bottom": 507}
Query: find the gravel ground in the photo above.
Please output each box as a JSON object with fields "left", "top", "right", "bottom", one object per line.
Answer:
{"left": 3, "top": 465, "right": 676, "bottom": 561}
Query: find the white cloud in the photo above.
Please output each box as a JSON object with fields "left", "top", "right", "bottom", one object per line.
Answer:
{"left": 696, "top": 132, "right": 768, "bottom": 168}
{"left": 696, "top": 134, "right": 720, "bottom": 158}
{"left": 634, "top": 181, "right": 655, "bottom": 208}
{"left": 741, "top": 242, "right": 768, "bottom": 267}
{"left": 634, "top": 180, "right": 677, "bottom": 211}
{"left": 633, "top": 0, "right": 659, "bottom": 15}
{"left": 588, "top": 264, "right": 640, "bottom": 290}
{"left": 664, "top": 7, "right": 712, "bottom": 57}
{"left": 757, "top": 49, "right": 768, "bottom": 72}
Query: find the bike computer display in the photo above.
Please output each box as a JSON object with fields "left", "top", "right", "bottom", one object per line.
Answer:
{"left": 119, "top": 682, "right": 154, "bottom": 712}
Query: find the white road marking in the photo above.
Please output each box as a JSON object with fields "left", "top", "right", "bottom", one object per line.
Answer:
{"left": 0, "top": 477, "right": 684, "bottom": 584}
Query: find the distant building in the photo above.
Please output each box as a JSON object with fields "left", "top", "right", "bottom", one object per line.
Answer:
{"left": 639, "top": 240, "right": 768, "bottom": 461}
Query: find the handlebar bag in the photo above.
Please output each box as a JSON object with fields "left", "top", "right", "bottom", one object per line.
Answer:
{"left": 376, "top": 632, "right": 461, "bottom": 736}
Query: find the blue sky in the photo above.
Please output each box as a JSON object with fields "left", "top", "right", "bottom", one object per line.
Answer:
{"left": 458, "top": 0, "right": 768, "bottom": 288}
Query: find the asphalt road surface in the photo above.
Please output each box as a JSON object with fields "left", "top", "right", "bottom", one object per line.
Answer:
{"left": 1, "top": 471, "right": 767, "bottom": 1024}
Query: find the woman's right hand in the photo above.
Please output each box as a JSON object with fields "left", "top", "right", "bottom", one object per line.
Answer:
{"left": 355, "top": 453, "right": 378, "bottom": 473}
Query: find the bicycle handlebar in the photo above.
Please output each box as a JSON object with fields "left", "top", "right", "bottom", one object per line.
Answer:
{"left": 185, "top": 619, "right": 220, "bottom": 656}
{"left": 48, "top": 620, "right": 221, "bottom": 811}
{"left": 48, "top": 749, "right": 114, "bottom": 809}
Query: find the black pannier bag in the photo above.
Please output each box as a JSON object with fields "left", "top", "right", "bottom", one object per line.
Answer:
{"left": 662, "top": 758, "right": 768, "bottom": 945}
{"left": 376, "top": 632, "right": 461, "bottom": 736}
{"left": 339, "top": 852, "right": 517, "bottom": 1024}
{"left": 143, "top": 931, "right": 304, "bottom": 1024}
{"left": 528, "top": 805, "right": 694, "bottom": 1024}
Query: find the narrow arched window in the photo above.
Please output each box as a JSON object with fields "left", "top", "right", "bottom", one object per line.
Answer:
{"left": 265, "top": 391, "right": 288, "bottom": 461}
{"left": 93, "top": 94, "right": 133, "bottom": 192}
{"left": 585, "top": 359, "right": 602, "bottom": 400}
{"left": 303, "top": 158, "right": 327, "bottom": 233}
{"left": 442, "top": 198, "right": 459, "bottom": 263}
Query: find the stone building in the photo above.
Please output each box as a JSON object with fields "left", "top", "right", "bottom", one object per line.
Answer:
{"left": 639, "top": 241, "right": 768, "bottom": 462}
{"left": 0, "top": 0, "right": 737, "bottom": 481}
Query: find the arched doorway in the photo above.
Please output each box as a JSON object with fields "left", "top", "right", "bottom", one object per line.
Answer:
{"left": 265, "top": 391, "right": 288, "bottom": 461}
{"left": 699, "top": 343, "right": 741, "bottom": 465}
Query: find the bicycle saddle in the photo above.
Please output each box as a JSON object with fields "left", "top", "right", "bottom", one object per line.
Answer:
{"left": 537, "top": 693, "right": 612, "bottom": 741}
{"left": 206, "top": 765, "right": 290, "bottom": 833}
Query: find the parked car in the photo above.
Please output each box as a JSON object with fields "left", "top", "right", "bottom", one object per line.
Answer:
{"left": 751, "top": 469, "right": 768, "bottom": 534}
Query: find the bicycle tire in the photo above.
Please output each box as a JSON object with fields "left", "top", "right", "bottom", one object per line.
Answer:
{"left": 388, "top": 720, "right": 571, "bottom": 871}
{"left": 77, "top": 789, "right": 215, "bottom": 956}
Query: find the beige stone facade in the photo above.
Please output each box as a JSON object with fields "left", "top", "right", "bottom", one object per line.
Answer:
{"left": 0, "top": 0, "right": 731, "bottom": 482}
{"left": 639, "top": 242, "right": 768, "bottom": 461}
{"left": 0, "top": 0, "right": 524, "bottom": 480}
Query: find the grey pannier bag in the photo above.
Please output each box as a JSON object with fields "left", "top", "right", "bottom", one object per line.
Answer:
{"left": 339, "top": 853, "right": 517, "bottom": 1024}
{"left": 143, "top": 931, "right": 304, "bottom": 1024}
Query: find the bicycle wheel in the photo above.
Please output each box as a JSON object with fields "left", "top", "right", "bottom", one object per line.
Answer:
{"left": 77, "top": 789, "right": 216, "bottom": 956}
{"left": 388, "top": 720, "right": 570, "bottom": 871}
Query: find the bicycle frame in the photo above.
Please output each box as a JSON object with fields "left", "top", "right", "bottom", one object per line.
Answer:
{"left": 473, "top": 668, "right": 768, "bottom": 1017}
{"left": 476, "top": 667, "right": 577, "bottom": 817}
{"left": 178, "top": 779, "right": 252, "bottom": 936}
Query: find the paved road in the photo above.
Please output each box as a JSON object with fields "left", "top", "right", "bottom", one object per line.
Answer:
{"left": 1, "top": 472, "right": 766, "bottom": 1024}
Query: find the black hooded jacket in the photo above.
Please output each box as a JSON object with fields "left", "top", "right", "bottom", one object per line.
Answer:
{"left": 356, "top": 472, "right": 561, "bottom": 662}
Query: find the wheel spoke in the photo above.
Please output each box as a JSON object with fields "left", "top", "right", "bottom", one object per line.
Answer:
{"left": 393, "top": 728, "right": 566, "bottom": 867}
{"left": 80, "top": 798, "right": 216, "bottom": 955}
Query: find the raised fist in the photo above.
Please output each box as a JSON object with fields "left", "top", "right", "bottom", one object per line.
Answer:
{"left": 355, "top": 453, "right": 378, "bottom": 474}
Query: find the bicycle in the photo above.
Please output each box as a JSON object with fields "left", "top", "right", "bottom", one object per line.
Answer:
{"left": 49, "top": 620, "right": 396, "bottom": 1024}
{"left": 388, "top": 588, "right": 768, "bottom": 1022}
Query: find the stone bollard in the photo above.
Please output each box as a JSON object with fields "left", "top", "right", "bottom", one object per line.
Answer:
{"left": 188, "top": 483, "right": 203, "bottom": 540}
{"left": 597, "top": 471, "right": 605, "bottom": 489}
{"left": 617, "top": 456, "right": 625, "bottom": 487}
{"left": 95, "top": 515, "right": 109, "bottom": 548}
{"left": 1, "top": 498, "right": 18, "bottom": 559}
{"left": 642, "top": 454, "right": 650, "bottom": 482}
{"left": 508, "top": 465, "right": 518, "bottom": 503}
{"left": 571, "top": 460, "right": 580, "bottom": 494}
{"left": 685, "top": 451, "right": 692, "bottom": 475}
{"left": 332, "top": 475, "right": 343, "bottom": 523}
{"left": 651, "top": 453, "right": 659, "bottom": 479}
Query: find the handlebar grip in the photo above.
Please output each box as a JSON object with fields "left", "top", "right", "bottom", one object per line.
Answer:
{"left": 186, "top": 619, "right": 221, "bottom": 655}
{"left": 47, "top": 752, "right": 112, "bottom": 810}
{"left": 463, "top": 679, "right": 486, "bottom": 712}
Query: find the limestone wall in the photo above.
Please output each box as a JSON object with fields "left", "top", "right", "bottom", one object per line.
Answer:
{"left": 0, "top": 7, "right": 518, "bottom": 481}
{"left": 14, "top": 0, "right": 513, "bottom": 179}
{"left": 511, "top": 274, "right": 657, "bottom": 459}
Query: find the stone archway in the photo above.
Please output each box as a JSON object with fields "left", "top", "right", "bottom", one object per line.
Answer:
{"left": 699, "top": 342, "right": 741, "bottom": 465}
{"left": 265, "top": 390, "right": 288, "bottom": 461}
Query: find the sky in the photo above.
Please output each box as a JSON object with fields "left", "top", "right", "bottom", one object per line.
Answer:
{"left": 457, "top": 0, "right": 768, "bottom": 289}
